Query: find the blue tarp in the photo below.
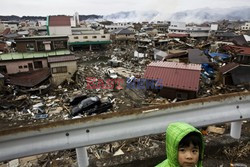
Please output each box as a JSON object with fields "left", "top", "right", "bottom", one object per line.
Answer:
{"left": 202, "top": 63, "right": 214, "bottom": 75}
{"left": 208, "top": 52, "right": 230, "bottom": 60}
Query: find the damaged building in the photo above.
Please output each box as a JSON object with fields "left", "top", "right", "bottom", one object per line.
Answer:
{"left": 0, "top": 35, "right": 77, "bottom": 90}
{"left": 144, "top": 61, "right": 201, "bottom": 100}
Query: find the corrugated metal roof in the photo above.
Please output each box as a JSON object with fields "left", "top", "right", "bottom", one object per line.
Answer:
{"left": 223, "top": 45, "right": 250, "bottom": 55}
{"left": 48, "top": 55, "right": 76, "bottom": 63}
{"left": 0, "top": 50, "right": 71, "bottom": 61}
{"left": 49, "top": 16, "right": 71, "bottom": 27}
{"left": 219, "top": 62, "right": 240, "bottom": 74}
{"left": 144, "top": 61, "right": 201, "bottom": 91}
{"left": 9, "top": 68, "right": 50, "bottom": 87}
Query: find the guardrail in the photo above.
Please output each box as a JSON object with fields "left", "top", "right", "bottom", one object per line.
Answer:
{"left": 0, "top": 91, "right": 250, "bottom": 166}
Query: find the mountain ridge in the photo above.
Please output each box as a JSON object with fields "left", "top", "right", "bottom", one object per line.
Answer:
{"left": 1, "top": 6, "right": 250, "bottom": 23}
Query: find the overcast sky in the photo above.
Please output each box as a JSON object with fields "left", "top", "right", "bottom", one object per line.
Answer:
{"left": 1, "top": 0, "right": 250, "bottom": 16}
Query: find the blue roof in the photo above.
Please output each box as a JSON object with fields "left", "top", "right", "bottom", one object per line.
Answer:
{"left": 208, "top": 52, "right": 230, "bottom": 59}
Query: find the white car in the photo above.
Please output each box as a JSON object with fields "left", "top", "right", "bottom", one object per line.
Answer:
{"left": 106, "top": 69, "right": 118, "bottom": 79}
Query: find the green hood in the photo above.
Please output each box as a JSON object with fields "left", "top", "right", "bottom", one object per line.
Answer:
{"left": 156, "top": 122, "right": 204, "bottom": 167}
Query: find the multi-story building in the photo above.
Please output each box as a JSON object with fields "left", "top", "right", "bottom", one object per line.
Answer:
{"left": 241, "top": 22, "right": 250, "bottom": 31}
{"left": 68, "top": 29, "right": 111, "bottom": 50}
{"left": 168, "top": 22, "right": 216, "bottom": 38}
{"left": 47, "top": 16, "right": 72, "bottom": 36}
{"left": 0, "top": 36, "right": 76, "bottom": 86}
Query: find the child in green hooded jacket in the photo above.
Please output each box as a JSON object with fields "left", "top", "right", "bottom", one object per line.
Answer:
{"left": 156, "top": 122, "right": 204, "bottom": 167}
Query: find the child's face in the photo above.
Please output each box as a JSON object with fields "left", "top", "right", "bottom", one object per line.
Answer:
{"left": 178, "top": 143, "right": 199, "bottom": 167}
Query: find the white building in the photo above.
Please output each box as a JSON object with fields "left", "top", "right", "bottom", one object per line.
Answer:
{"left": 47, "top": 16, "right": 72, "bottom": 35}
{"left": 104, "top": 22, "right": 134, "bottom": 32}
{"left": 168, "top": 22, "right": 187, "bottom": 34}
{"left": 186, "top": 26, "right": 211, "bottom": 38}
{"left": 0, "top": 22, "right": 4, "bottom": 32}
{"left": 37, "top": 20, "right": 47, "bottom": 27}
{"left": 70, "top": 17, "right": 76, "bottom": 27}
{"left": 74, "top": 12, "right": 80, "bottom": 26}
{"left": 168, "top": 22, "right": 215, "bottom": 38}
{"left": 48, "top": 55, "right": 77, "bottom": 86}
{"left": 2, "top": 21, "right": 18, "bottom": 32}
{"left": 68, "top": 29, "right": 111, "bottom": 50}
{"left": 241, "top": 22, "right": 250, "bottom": 31}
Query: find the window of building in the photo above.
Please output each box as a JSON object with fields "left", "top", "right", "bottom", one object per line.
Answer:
{"left": 101, "top": 36, "right": 106, "bottom": 38}
{"left": 26, "top": 43, "right": 35, "bottom": 51}
{"left": 37, "top": 42, "right": 45, "bottom": 51}
{"left": 92, "top": 36, "right": 97, "bottom": 39}
{"left": 19, "top": 66, "right": 23, "bottom": 69}
{"left": 74, "top": 36, "right": 79, "bottom": 39}
{"left": 52, "top": 66, "right": 67, "bottom": 74}
{"left": 83, "top": 36, "right": 88, "bottom": 39}
{"left": 0, "top": 65, "right": 7, "bottom": 73}
{"left": 54, "top": 41, "right": 66, "bottom": 49}
{"left": 24, "top": 65, "right": 28, "bottom": 68}
{"left": 34, "top": 61, "right": 43, "bottom": 69}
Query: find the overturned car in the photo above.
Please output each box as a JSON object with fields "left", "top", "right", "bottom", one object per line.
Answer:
{"left": 71, "top": 96, "right": 112, "bottom": 116}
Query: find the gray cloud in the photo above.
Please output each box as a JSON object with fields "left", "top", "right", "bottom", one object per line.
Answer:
{"left": 0, "top": 0, "right": 249, "bottom": 16}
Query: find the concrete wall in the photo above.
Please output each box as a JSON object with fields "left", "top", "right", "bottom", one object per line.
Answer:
{"left": 4, "top": 24, "right": 18, "bottom": 32}
{"left": 189, "top": 32, "right": 210, "bottom": 37}
{"left": 0, "top": 59, "right": 48, "bottom": 74}
{"left": 241, "top": 23, "right": 250, "bottom": 30}
{"left": 50, "top": 61, "right": 77, "bottom": 85}
{"left": 168, "top": 22, "right": 187, "bottom": 34}
{"left": 0, "top": 23, "right": 4, "bottom": 32}
{"left": 49, "top": 26, "right": 72, "bottom": 35}
{"left": 68, "top": 33, "right": 110, "bottom": 43}
{"left": 158, "top": 87, "right": 196, "bottom": 100}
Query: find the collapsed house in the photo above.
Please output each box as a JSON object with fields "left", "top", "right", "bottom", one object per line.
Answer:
{"left": 110, "top": 28, "right": 136, "bottom": 43}
{"left": 219, "top": 63, "right": 250, "bottom": 85}
{"left": 219, "top": 45, "right": 250, "bottom": 85}
{"left": 144, "top": 61, "right": 201, "bottom": 100}
{"left": 0, "top": 35, "right": 77, "bottom": 90}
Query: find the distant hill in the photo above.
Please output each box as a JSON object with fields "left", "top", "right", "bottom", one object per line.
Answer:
{"left": 1, "top": 7, "right": 250, "bottom": 23}
{"left": 0, "top": 15, "right": 46, "bottom": 21}
{"left": 0, "top": 15, "right": 102, "bottom": 21}
{"left": 79, "top": 15, "right": 103, "bottom": 21}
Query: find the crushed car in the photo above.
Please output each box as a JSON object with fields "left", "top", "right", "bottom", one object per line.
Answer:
{"left": 71, "top": 96, "right": 112, "bottom": 116}
{"left": 106, "top": 68, "right": 118, "bottom": 79}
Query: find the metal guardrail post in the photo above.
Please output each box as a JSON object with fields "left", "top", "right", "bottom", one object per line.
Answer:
{"left": 230, "top": 121, "right": 243, "bottom": 139}
{"left": 76, "top": 147, "right": 89, "bottom": 167}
